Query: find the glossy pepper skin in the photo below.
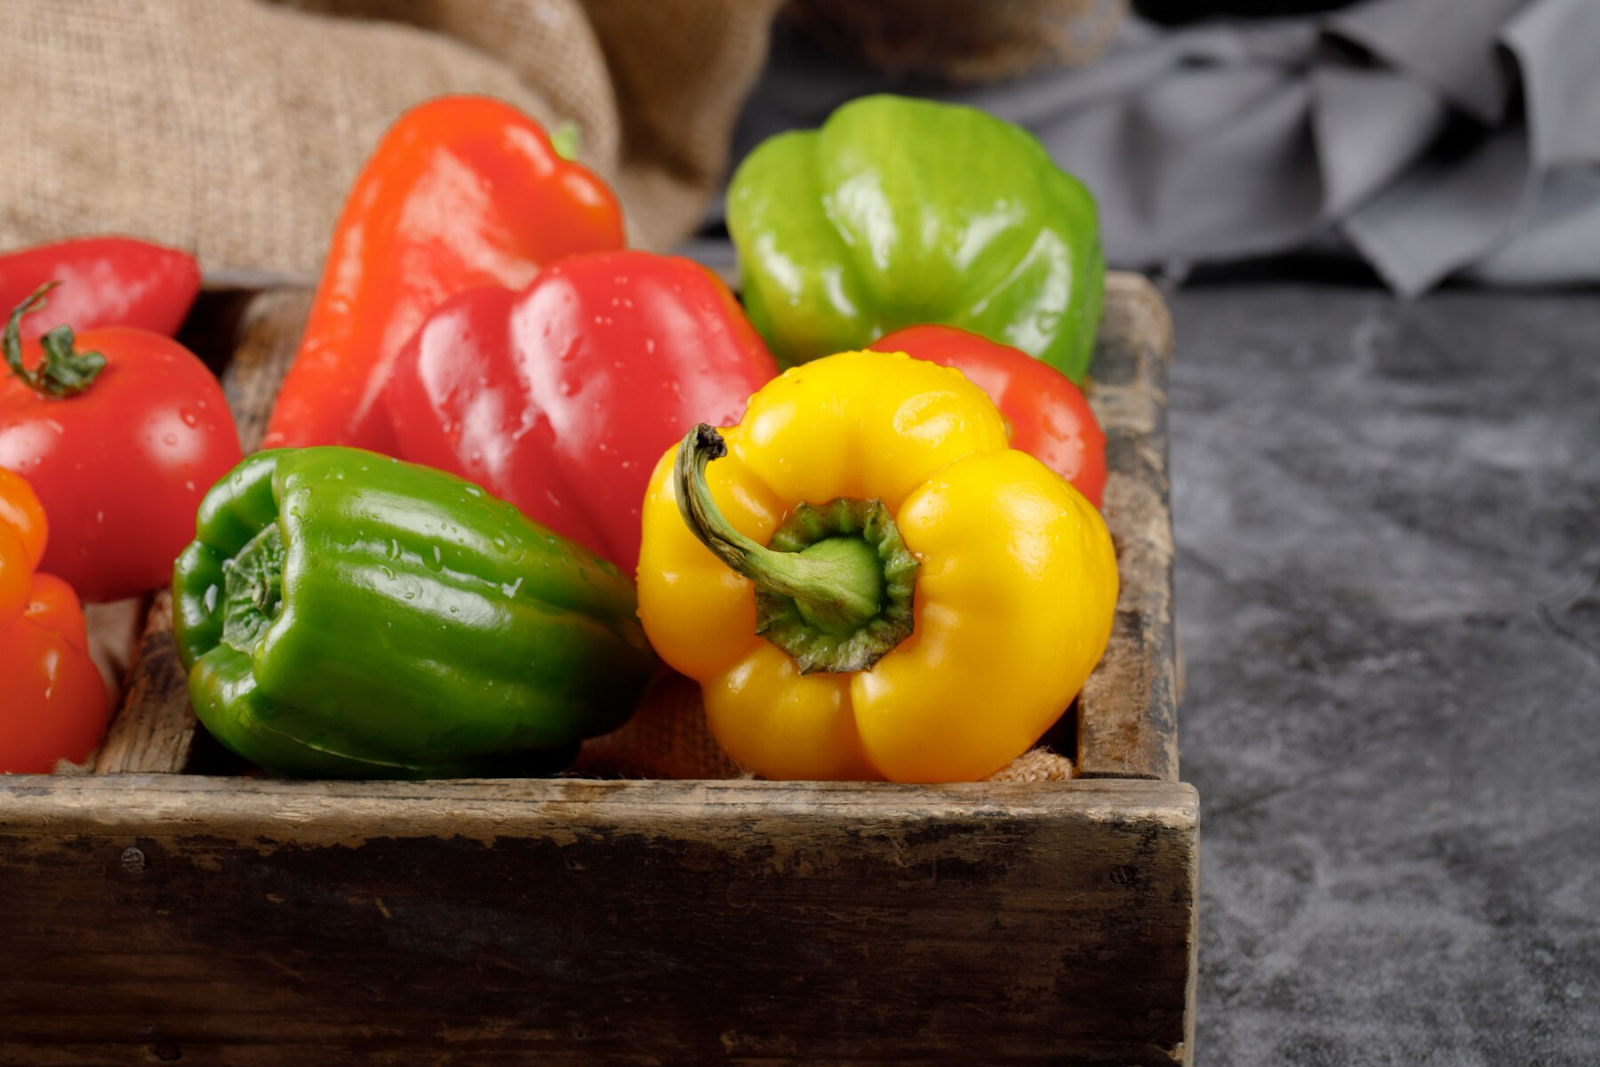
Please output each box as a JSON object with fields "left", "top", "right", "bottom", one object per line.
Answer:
{"left": 386, "top": 250, "right": 778, "bottom": 574}
{"left": 869, "top": 324, "right": 1106, "bottom": 508}
{"left": 172, "top": 447, "right": 655, "bottom": 779}
{"left": 0, "top": 468, "right": 107, "bottom": 773}
{"left": 727, "top": 94, "right": 1104, "bottom": 383}
{"left": 0, "top": 236, "right": 200, "bottom": 341}
{"left": 637, "top": 350, "right": 1119, "bottom": 783}
{"left": 264, "top": 95, "right": 625, "bottom": 455}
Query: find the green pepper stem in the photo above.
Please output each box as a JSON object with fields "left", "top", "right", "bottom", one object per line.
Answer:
{"left": 221, "top": 522, "right": 286, "bottom": 655}
{"left": 3, "top": 282, "right": 107, "bottom": 398}
{"left": 674, "top": 425, "right": 882, "bottom": 634}
{"left": 672, "top": 424, "right": 919, "bottom": 673}
{"left": 550, "top": 121, "right": 582, "bottom": 162}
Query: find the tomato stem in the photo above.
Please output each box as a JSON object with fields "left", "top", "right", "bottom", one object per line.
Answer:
{"left": 3, "top": 283, "right": 108, "bottom": 398}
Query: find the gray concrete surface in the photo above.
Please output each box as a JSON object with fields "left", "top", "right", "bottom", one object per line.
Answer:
{"left": 1168, "top": 283, "right": 1600, "bottom": 1065}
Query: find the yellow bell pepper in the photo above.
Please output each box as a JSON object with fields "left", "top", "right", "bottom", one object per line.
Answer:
{"left": 637, "top": 350, "right": 1118, "bottom": 782}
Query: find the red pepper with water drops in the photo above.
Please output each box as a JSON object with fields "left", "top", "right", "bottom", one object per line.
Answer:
{"left": 869, "top": 324, "right": 1107, "bottom": 508}
{"left": 0, "top": 285, "right": 242, "bottom": 602}
{"left": 0, "top": 236, "right": 201, "bottom": 340}
{"left": 265, "top": 95, "right": 626, "bottom": 455}
{"left": 386, "top": 250, "right": 778, "bottom": 573}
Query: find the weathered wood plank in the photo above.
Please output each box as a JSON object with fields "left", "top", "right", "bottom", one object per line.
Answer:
{"left": 92, "top": 592, "right": 194, "bottom": 774}
{"left": 1079, "top": 273, "right": 1180, "bottom": 781}
{"left": 0, "top": 775, "right": 1197, "bottom": 1066}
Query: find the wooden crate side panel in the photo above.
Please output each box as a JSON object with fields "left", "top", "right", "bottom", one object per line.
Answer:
{"left": 1079, "top": 273, "right": 1178, "bottom": 781}
{"left": 0, "top": 776, "right": 1196, "bottom": 1066}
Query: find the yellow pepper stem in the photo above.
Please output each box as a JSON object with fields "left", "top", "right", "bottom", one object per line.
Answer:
{"left": 673, "top": 424, "right": 918, "bottom": 673}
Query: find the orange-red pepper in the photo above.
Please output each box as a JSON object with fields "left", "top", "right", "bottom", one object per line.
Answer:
{"left": 264, "top": 95, "right": 625, "bottom": 455}
{"left": 0, "top": 468, "right": 107, "bottom": 773}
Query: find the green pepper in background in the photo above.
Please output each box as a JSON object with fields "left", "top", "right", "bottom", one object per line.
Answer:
{"left": 172, "top": 447, "right": 655, "bottom": 778}
{"left": 727, "top": 93, "right": 1104, "bottom": 383}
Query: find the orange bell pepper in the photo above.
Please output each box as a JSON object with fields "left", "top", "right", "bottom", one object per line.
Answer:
{"left": 264, "top": 95, "right": 626, "bottom": 455}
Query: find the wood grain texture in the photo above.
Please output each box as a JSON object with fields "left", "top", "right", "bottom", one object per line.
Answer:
{"left": 1079, "top": 273, "right": 1179, "bottom": 781}
{"left": 92, "top": 592, "right": 195, "bottom": 774}
{"left": 0, "top": 775, "right": 1197, "bottom": 1066}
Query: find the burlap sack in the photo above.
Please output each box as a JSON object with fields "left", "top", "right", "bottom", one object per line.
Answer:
{"left": 0, "top": 0, "right": 784, "bottom": 278}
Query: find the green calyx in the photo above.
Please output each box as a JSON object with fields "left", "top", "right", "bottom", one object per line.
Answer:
{"left": 221, "top": 522, "right": 285, "bottom": 655}
{"left": 3, "top": 283, "right": 108, "bottom": 398}
{"left": 672, "top": 424, "right": 918, "bottom": 674}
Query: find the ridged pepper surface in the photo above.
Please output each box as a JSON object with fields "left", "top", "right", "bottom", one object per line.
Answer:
{"left": 637, "top": 350, "right": 1118, "bottom": 783}
{"left": 173, "top": 447, "right": 654, "bottom": 778}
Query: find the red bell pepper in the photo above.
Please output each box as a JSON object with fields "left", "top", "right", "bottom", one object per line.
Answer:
{"left": 386, "top": 250, "right": 778, "bottom": 573}
{"left": 0, "top": 236, "right": 200, "bottom": 340}
{"left": 265, "top": 95, "right": 626, "bottom": 455}
{"left": 870, "top": 324, "right": 1107, "bottom": 508}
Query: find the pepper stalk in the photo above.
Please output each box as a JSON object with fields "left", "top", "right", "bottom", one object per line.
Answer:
{"left": 672, "top": 423, "right": 919, "bottom": 674}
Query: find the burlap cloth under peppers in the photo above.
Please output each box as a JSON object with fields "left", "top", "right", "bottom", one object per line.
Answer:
{"left": 13, "top": 0, "right": 1106, "bottom": 781}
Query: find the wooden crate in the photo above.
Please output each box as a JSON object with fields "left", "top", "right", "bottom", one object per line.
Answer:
{"left": 0, "top": 272, "right": 1194, "bottom": 1066}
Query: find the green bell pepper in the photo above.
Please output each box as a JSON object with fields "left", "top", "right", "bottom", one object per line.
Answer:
{"left": 727, "top": 93, "right": 1104, "bottom": 383}
{"left": 171, "top": 446, "right": 655, "bottom": 778}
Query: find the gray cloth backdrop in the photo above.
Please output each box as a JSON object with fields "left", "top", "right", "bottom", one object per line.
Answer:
{"left": 725, "top": 0, "right": 1600, "bottom": 295}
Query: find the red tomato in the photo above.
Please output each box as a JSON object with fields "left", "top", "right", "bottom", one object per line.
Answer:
{"left": 0, "top": 298, "right": 242, "bottom": 602}
{"left": 869, "top": 324, "right": 1107, "bottom": 508}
